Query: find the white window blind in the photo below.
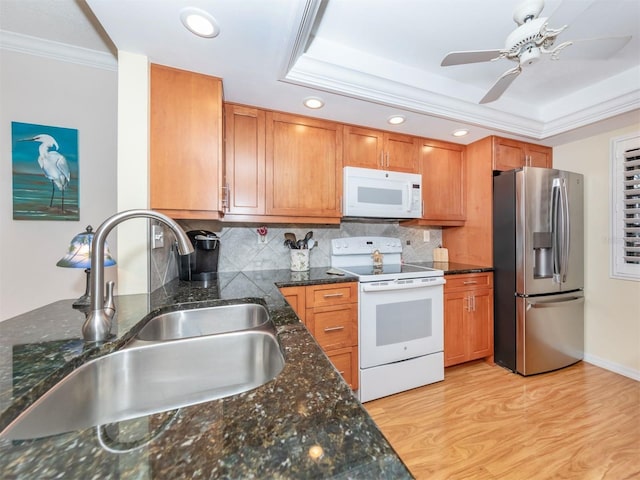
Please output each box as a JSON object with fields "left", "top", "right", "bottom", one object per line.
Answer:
{"left": 611, "top": 133, "right": 640, "bottom": 280}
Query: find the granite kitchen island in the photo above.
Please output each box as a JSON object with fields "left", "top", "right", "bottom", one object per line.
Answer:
{"left": 0, "top": 268, "right": 413, "bottom": 479}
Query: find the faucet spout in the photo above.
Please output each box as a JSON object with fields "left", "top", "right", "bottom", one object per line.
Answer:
{"left": 83, "top": 209, "right": 194, "bottom": 342}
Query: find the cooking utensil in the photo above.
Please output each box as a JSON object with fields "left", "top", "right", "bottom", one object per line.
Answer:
{"left": 284, "top": 232, "right": 297, "bottom": 243}
{"left": 283, "top": 239, "right": 296, "bottom": 249}
{"left": 296, "top": 239, "right": 305, "bottom": 249}
{"left": 303, "top": 231, "right": 313, "bottom": 249}
{"left": 307, "top": 238, "right": 315, "bottom": 249}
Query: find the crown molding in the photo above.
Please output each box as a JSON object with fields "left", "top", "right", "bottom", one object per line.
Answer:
{"left": 284, "top": 54, "right": 546, "bottom": 139}
{"left": 283, "top": 26, "right": 640, "bottom": 140}
{"left": 0, "top": 30, "right": 117, "bottom": 71}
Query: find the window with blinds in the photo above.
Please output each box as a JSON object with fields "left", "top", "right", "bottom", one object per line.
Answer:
{"left": 611, "top": 133, "right": 640, "bottom": 280}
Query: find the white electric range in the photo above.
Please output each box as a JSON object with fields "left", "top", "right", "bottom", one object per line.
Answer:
{"left": 330, "top": 237, "right": 445, "bottom": 402}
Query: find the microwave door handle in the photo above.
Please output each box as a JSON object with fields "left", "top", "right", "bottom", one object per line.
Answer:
{"left": 405, "top": 183, "right": 411, "bottom": 212}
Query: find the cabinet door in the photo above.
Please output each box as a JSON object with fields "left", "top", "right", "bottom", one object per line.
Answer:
{"left": 385, "top": 133, "right": 418, "bottom": 173}
{"left": 467, "top": 288, "right": 494, "bottom": 361}
{"left": 419, "top": 140, "right": 465, "bottom": 223}
{"left": 279, "top": 286, "right": 306, "bottom": 322}
{"left": 526, "top": 144, "right": 552, "bottom": 168}
{"left": 150, "top": 64, "right": 223, "bottom": 217}
{"left": 265, "top": 112, "right": 342, "bottom": 217}
{"left": 444, "top": 291, "right": 468, "bottom": 367}
{"left": 224, "top": 104, "right": 265, "bottom": 215}
{"left": 327, "top": 346, "right": 359, "bottom": 390}
{"left": 493, "top": 137, "right": 526, "bottom": 171}
{"left": 343, "top": 126, "right": 384, "bottom": 169}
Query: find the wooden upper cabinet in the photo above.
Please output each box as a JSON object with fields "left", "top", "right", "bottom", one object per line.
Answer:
{"left": 525, "top": 143, "right": 553, "bottom": 168}
{"left": 343, "top": 125, "right": 418, "bottom": 173}
{"left": 150, "top": 64, "right": 223, "bottom": 219}
{"left": 224, "top": 104, "right": 266, "bottom": 215}
{"left": 492, "top": 136, "right": 552, "bottom": 171}
{"left": 419, "top": 139, "right": 466, "bottom": 225}
{"left": 265, "top": 112, "right": 343, "bottom": 218}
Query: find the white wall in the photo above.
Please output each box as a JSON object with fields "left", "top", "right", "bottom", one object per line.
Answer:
{"left": 554, "top": 121, "right": 640, "bottom": 380}
{"left": 0, "top": 45, "right": 118, "bottom": 321}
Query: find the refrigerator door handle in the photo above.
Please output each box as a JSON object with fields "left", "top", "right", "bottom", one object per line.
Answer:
{"left": 526, "top": 296, "right": 584, "bottom": 309}
{"left": 560, "top": 177, "right": 571, "bottom": 283}
{"left": 551, "top": 177, "right": 571, "bottom": 284}
{"left": 551, "top": 178, "right": 562, "bottom": 283}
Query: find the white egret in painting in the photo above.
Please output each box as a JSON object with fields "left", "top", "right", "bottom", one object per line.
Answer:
{"left": 23, "top": 134, "right": 71, "bottom": 212}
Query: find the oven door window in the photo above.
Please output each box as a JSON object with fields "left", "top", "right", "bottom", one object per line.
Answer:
{"left": 360, "top": 286, "right": 443, "bottom": 369}
{"left": 376, "top": 299, "right": 431, "bottom": 346}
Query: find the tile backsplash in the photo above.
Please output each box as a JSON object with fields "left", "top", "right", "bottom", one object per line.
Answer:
{"left": 150, "top": 220, "right": 442, "bottom": 291}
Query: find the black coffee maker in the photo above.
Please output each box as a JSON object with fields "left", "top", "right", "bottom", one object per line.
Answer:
{"left": 178, "top": 230, "right": 220, "bottom": 281}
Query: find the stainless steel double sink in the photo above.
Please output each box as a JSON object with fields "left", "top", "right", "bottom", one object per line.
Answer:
{"left": 1, "top": 302, "right": 285, "bottom": 441}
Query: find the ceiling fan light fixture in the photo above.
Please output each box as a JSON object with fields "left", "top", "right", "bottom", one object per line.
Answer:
{"left": 387, "top": 115, "right": 405, "bottom": 125}
{"left": 303, "top": 97, "right": 324, "bottom": 109}
{"left": 180, "top": 7, "right": 220, "bottom": 38}
{"left": 452, "top": 129, "right": 469, "bottom": 137}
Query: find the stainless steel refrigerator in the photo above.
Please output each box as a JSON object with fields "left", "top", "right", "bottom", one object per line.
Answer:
{"left": 493, "top": 167, "right": 584, "bottom": 375}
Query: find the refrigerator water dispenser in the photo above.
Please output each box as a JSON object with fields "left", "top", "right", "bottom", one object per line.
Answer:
{"left": 533, "top": 232, "right": 552, "bottom": 278}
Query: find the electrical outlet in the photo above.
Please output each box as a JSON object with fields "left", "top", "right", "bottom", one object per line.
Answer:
{"left": 257, "top": 234, "right": 268, "bottom": 245}
{"left": 152, "top": 224, "right": 164, "bottom": 249}
{"left": 423, "top": 230, "right": 430, "bottom": 242}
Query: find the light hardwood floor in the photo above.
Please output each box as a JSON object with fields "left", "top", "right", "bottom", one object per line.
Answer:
{"left": 365, "top": 361, "right": 640, "bottom": 480}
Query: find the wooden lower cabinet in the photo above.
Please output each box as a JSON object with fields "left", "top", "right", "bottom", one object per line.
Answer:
{"left": 444, "top": 272, "right": 494, "bottom": 367}
{"left": 279, "top": 282, "right": 359, "bottom": 389}
{"left": 326, "top": 346, "right": 358, "bottom": 390}
{"left": 278, "top": 286, "right": 306, "bottom": 317}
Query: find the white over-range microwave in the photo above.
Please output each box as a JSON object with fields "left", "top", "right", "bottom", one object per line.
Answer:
{"left": 343, "top": 166, "right": 422, "bottom": 219}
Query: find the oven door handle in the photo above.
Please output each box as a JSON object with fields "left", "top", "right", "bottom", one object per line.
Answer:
{"left": 361, "top": 277, "right": 445, "bottom": 292}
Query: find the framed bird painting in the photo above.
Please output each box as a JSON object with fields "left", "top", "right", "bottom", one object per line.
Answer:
{"left": 11, "top": 121, "right": 79, "bottom": 221}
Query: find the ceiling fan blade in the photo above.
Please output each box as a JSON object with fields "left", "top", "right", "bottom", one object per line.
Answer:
{"left": 480, "top": 66, "right": 522, "bottom": 104}
{"left": 546, "top": 0, "right": 596, "bottom": 29}
{"left": 555, "top": 36, "right": 632, "bottom": 60}
{"left": 441, "top": 49, "right": 504, "bottom": 66}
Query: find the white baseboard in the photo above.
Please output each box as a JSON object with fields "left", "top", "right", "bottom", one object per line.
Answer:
{"left": 583, "top": 354, "right": 640, "bottom": 381}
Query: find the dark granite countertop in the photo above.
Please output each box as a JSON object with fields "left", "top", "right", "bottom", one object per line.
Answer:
{"left": 0, "top": 267, "right": 412, "bottom": 479}
{"left": 406, "top": 261, "right": 493, "bottom": 275}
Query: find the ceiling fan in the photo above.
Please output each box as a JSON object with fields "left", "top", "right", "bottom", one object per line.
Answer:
{"left": 441, "top": 0, "right": 632, "bottom": 104}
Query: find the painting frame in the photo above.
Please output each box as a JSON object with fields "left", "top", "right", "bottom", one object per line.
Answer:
{"left": 12, "top": 121, "right": 79, "bottom": 221}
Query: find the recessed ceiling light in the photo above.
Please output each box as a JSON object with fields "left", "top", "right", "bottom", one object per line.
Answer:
{"left": 452, "top": 129, "right": 469, "bottom": 137}
{"left": 304, "top": 97, "right": 324, "bottom": 109}
{"left": 180, "top": 7, "right": 220, "bottom": 38}
{"left": 387, "top": 115, "right": 405, "bottom": 125}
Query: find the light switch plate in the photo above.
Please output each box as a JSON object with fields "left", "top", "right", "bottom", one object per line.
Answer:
{"left": 152, "top": 224, "right": 164, "bottom": 249}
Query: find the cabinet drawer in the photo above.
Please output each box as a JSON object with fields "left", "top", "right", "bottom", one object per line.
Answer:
{"left": 327, "top": 346, "right": 358, "bottom": 390}
{"left": 306, "top": 283, "right": 357, "bottom": 308}
{"left": 306, "top": 304, "right": 358, "bottom": 351}
{"left": 445, "top": 272, "right": 493, "bottom": 292}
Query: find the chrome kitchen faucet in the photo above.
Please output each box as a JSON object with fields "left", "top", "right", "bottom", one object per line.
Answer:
{"left": 83, "top": 209, "right": 194, "bottom": 342}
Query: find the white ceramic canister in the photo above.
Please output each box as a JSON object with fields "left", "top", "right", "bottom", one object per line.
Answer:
{"left": 290, "top": 249, "right": 310, "bottom": 272}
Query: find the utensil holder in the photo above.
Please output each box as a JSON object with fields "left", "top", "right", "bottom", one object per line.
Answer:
{"left": 290, "top": 249, "right": 310, "bottom": 272}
